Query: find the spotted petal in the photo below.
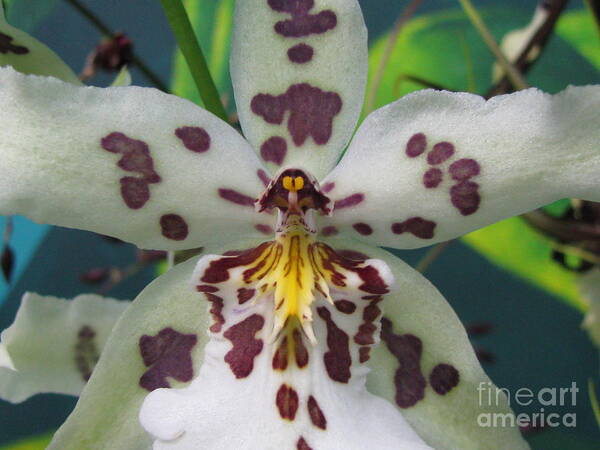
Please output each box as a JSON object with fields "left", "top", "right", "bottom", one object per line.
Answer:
{"left": 0, "top": 293, "right": 128, "bottom": 403}
{"left": 320, "top": 86, "right": 600, "bottom": 248}
{"left": 231, "top": 0, "right": 367, "bottom": 178}
{"left": 140, "top": 241, "right": 431, "bottom": 450}
{"left": 326, "top": 241, "right": 529, "bottom": 449}
{"left": 0, "top": 67, "right": 271, "bottom": 250}
{"left": 0, "top": 4, "right": 81, "bottom": 83}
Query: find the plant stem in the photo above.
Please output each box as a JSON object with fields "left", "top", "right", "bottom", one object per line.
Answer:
{"left": 416, "top": 240, "right": 454, "bottom": 274}
{"left": 363, "top": 0, "right": 423, "bottom": 114}
{"left": 459, "top": 0, "right": 529, "bottom": 91}
{"left": 65, "top": 0, "right": 168, "bottom": 91}
{"left": 159, "top": 0, "right": 228, "bottom": 121}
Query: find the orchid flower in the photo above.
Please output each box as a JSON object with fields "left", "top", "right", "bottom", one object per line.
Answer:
{"left": 0, "top": 1, "right": 599, "bottom": 449}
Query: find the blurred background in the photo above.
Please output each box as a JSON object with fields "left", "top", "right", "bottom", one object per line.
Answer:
{"left": 0, "top": 0, "right": 598, "bottom": 448}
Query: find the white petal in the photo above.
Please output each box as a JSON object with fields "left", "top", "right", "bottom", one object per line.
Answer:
{"left": 140, "top": 242, "right": 431, "bottom": 450}
{"left": 323, "top": 239, "right": 529, "bottom": 449}
{"left": 321, "top": 86, "right": 600, "bottom": 249}
{"left": 0, "top": 4, "right": 81, "bottom": 84}
{"left": 231, "top": 0, "right": 367, "bottom": 178}
{"left": 0, "top": 67, "right": 271, "bottom": 250}
{"left": 0, "top": 293, "right": 128, "bottom": 403}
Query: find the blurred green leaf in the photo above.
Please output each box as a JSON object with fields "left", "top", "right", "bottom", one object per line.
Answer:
{"left": 0, "top": 432, "right": 52, "bottom": 450}
{"left": 556, "top": 9, "right": 600, "bottom": 71}
{"left": 5, "top": 0, "right": 59, "bottom": 32}
{"left": 171, "top": 0, "right": 234, "bottom": 107}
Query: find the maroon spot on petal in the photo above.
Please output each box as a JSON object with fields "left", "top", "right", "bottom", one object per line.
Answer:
{"left": 405, "top": 133, "right": 427, "bottom": 158}
{"left": 257, "top": 169, "right": 271, "bottom": 187}
{"left": 334, "top": 193, "right": 364, "bottom": 209}
{"left": 255, "top": 224, "right": 274, "bottom": 235}
{"left": 307, "top": 395, "right": 327, "bottom": 430}
{"left": 276, "top": 384, "right": 299, "bottom": 420}
{"left": 287, "top": 43, "right": 314, "bottom": 63}
{"left": 74, "top": 325, "right": 99, "bottom": 382}
{"left": 269, "top": 0, "right": 337, "bottom": 38}
{"left": 119, "top": 177, "right": 150, "bottom": 209}
{"left": 252, "top": 83, "right": 342, "bottom": 146}
{"left": 101, "top": 132, "right": 161, "bottom": 209}
{"left": 139, "top": 327, "right": 197, "bottom": 391}
{"left": 392, "top": 217, "right": 436, "bottom": 239}
{"left": 223, "top": 314, "right": 265, "bottom": 378}
{"left": 450, "top": 180, "right": 481, "bottom": 216}
{"left": 380, "top": 318, "right": 426, "bottom": 408}
{"left": 272, "top": 336, "right": 289, "bottom": 371}
{"left": 320, "top": 225, "right": 338, "bottom": 237}
{"left": 429, "top": 363, "right": 460, "bottom": 395}
{"left": 359, "top": 346, "right": 371, "bottom": 363}
{"left": 336, "top": 249, "right": 368, "bottom": 261}
{"left": 175, "top": 126, "right": 211, "bottom": 153}
{"left": 297, "top": 437, "right": 313, "bottom": 450}
{"left": 334, "top": 299, "right": 356, "bottom": 314}
{"left": 321, "top": 181, "right": 335, "bottom": 193}
{"left": 293, "top": 328, "right": 309, "bottom": 368}
{"left": 423, "top": 168, "right": 443, "bottom": 189}
{"left": 196, "top": 284, "right": 219, "bottom": 293}
{"left": 317, "top": 307, "right": 351, "bottom": 383}
{"left": 0, "top": 32, "right": 29, "bottom": 55}
{"left": 260, "top": 136, "right": 288, "bottom": 166}
{"left": 204, "top": 293, "right": 225, "bottom": 333}
{"left": 449, "top": 158, "right": 481, "bottom": 181}
{"left": 237, "top": 287, "right": 255, "bottom": 304}
{"left": 218, "top": 188, "right": 256, "bottom": 207}
{"left": 427, "top": 141, "right": 455, "bottom": 165}
{"left": 354, "top": 299, "right": 382, "bottom": 346}
{"left": 352, "top": 222, "right": 373, "bottom": 236}
{"left": 160, "top": 214, "right": 189, "bottom": 241}
{"left": 201, "top": 243, "right": 273, "bottom": 283}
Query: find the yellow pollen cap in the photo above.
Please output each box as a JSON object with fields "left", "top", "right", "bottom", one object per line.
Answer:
{"left": 282, "top": 176, "right": 304, "bottom": 192}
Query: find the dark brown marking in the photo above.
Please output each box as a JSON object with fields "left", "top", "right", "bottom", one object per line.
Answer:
{"left": 223, "top": 314, "right": 265, "bottom": 378}
{"left": 392, "top": 217, "right": 436, "bottom": 239}
{"left": 237, "top": 287, "right": 255, "bottom": 304}
{"left": 320, "top": 225, "right": 338, "bottom": 237}
{"left": 160, "top": 214, "right": 189, "bottom": 241}
{"left": 0, "top": 32, "right": 29, "bottom": 54}
{"left": 359, "top": 346, "right": 371, "bottom": 363}
{"left": 74, "top": 325, "right": 99, "bottom": 382}
{"left": 380, "top": 318, "right": 426, "bottom": 408}
{"left": 354, "top": 300, "right": 381, "bottom": 346}
{"left": 336, "top": 249, "right": 368, "bottom": 261}
{"left": 293, "top": 328, "right": 309, "bottom": 368}
{"left": 201, "top": 242, "right": 273, "bottom": 284}
{"left": 260, "top": 136, "right": 287, "bottom": 165}
{"left": 352, "top": 222, "right": 373, "bottom": 236}
{"left": 251, "top": 83, "right": 342, "bottom": 146}
{"left": 427, "top": 142, "right": 455, "bottom": 165}
{"left": 423, "top": 168, "right": 443, "bottom": 189}
{"left": 139, "top": 328, "right": 197, "bottom": 391}
{"left": 272, "top": 336, "right": 289, "bottom": 370}
{"left": 307, "top": 395, "right": 327, "bottom": 430}
{"left": 450, "top": 180, "right": 481, "bottom": 216}
{"left": 297, "top": 437, "right": 313, "bottom": 450}
{"left": 204, "top": 293, "right": 225, "bottom": 333}
{"left": 334, "top": 193, "right": 364, "bottom": 209}
{"left": 255, "top": 224, "right": 274, "bottom": 235}
{"left": 197, "top": 284, "right": 219, "bottom": 293}
{"left": 175, "top": 126, "right": 211, "bottom": 153}
{"left": 218, "top": 188, "right": 256, "bottom": 207}
{"left": 257, "top": 169, "right": 271, "bottom": 187}
{"left": 429, "top": 363, "right": 460, "bottom": 395}
{"left": 405, "top": 133, "right": 427, "bottom": 158}
{"left": 101, "top": 132, "right": 161, "bottom": 209}
{"left": 276, "top": 384, "right": 299, "bottom": 420}
{"left": 334, "top": 299, "right": 356, "bottom": 314}
{"left": 288, "top": 43, "right": 314, "bottom": 63}
{"left": 268, "top": 0, "right": 337, "bottom": 38}
{"left": 449, "top": 158, "right": 480, "bottom": 181}
{"left": 317, "top": 307, "right": 351, "bottom": 383}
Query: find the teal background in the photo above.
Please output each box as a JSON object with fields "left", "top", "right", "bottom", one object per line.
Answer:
{"left": 0, "top": 1, "right": 598, "bottom": 448}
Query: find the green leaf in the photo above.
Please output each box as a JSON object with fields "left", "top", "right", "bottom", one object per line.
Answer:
{"left": 0, "top": 432, "right": 52, "bottom": 450}
{"left": 170, "top": 0, "right": 234, "bottom": 107}
{"left": 556, "top": 9, "right": 600, "bottom": 70}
